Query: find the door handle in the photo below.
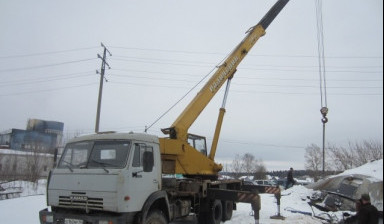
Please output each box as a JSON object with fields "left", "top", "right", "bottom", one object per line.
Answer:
{"left": 153, "top": 179, "right": 158, "bottom": 184}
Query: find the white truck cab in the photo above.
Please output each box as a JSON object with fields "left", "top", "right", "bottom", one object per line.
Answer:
{"left": 41, "top": 132, "right": 162, "bottom": 224}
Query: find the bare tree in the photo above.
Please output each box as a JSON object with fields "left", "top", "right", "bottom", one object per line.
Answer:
{"left": 231, "top": 154, "right": 243, "bottom": 179}
{"left": 253, "top": 159, "right": 267, "bottom": 180}
{"left": 305, "top": 144, "right": 323, "bottom": 171}
{"left": 327, "top": 143, "right": 354, "bottom": 171}
{"left": 304, "top": 144, "right": 326, "bottom": 180}
{"left": 242, "top": 153, "right": 255, "bottom": 175}
{"left": 25, "top": 152, "right": 44, "bottom": 182}
{"left": 350, "top": 140, "right": 383, "bottom": 167}
{"left": 2, "top": 153, "right": 19, "bottom": 181}
{"left": 306, "top": 140, "right": 383, "bottom": 174}
{"left": 230, "top": 153, "right": 267, "bottom": 180}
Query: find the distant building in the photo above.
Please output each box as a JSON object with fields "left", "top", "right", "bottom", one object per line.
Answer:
{"left": 0, "top": 119, "right": 64, "bottom": 153}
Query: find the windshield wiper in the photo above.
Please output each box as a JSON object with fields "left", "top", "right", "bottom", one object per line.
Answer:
{"left": 90, "top": 159, "right": 110, "bottom": 173}
{"left": 60, "top": 160, "right": 74, "bottom": 172}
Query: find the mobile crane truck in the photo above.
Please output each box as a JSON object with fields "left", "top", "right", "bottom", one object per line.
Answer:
{"left": 39, "top": 1, "right": 290, "bottom": 223}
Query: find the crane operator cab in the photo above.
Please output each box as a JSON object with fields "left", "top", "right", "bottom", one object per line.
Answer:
{"left": 187, "top": 134, "right": 208, "bottom": 156}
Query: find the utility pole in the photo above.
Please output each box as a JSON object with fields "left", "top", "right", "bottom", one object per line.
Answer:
{"left": 95, "top": 42, "right": 112, "bottom": 133}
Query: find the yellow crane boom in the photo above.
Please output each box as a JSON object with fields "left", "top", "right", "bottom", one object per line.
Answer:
{"left": 160, "top": 0, "right": 290, "bottom": 177}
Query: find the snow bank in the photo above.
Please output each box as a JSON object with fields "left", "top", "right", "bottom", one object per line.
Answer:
{"left": 1, "top": 180, "right": 46, "bottom": 197}
{"left": 0, "top": 148, "right": 54, "bottom": 157}
{"left": 336, "top": 159, "right": 383, "bottom": 181}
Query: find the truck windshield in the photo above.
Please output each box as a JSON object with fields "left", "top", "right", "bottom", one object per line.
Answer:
{"left": 58, "top": 140, "right": 131, "bottom": 169}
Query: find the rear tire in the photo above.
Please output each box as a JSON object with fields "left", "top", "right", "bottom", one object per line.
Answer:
{"left": 222, "top": 201, "right": 233, "bottom": 221}
{"left": 145, "top": 210, "right": 167, "bottom": 224}
{"left": 207, "top": 200, "right": 222, "bottom": 224}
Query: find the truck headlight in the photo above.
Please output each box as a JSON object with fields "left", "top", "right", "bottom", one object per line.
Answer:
{"left": 44, "top": 214, "right": 53, "bottom": 223}
{"left": 99, "top": 221, "right": 112, "bottom": 224}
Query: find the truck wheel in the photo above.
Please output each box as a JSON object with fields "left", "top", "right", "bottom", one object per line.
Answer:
{"left": 222, "top": 201, "right": 233, "bottom": 221}
{"left": 198, "top": 212, "right": 208, "bottom": 224}
{"left": 207, "top": 200, "right": 222, "bottom": 224}
{"left": 145, "top": 210, "right": 167, "bottom": 224}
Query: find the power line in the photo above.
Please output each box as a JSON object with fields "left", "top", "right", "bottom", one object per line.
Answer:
{"left": 109, "top": 73, "right": 195, "bottom": 83}
{"left": 0, "top": 58, "right": 97, "bottom": 73}
{"left": 237, "top": 76, "right": 383, "bottom": 82}
{"left": 232, "top": 82, "right": 382, "bottom": 89}
{"left": 110, "top": 68, "right": 383, "bottom": 82}
{"left": 108, "top": 74, "right": 382, "bottom": 90}
{"left": 112, "top": 68, "right": 198, "bottom": 78}
{"left": 231, "top": 90, "right": 383, "bottom": 96}
{"left": 0, "top": 71, "right": 94, "bottom": 83}
{"left": 0, "top": 72, "right": 94, "bottom": 87}
{"left": 240, "top": 67, "right": 383, "bottom": 74}
{"left": 113, "top": 55, "right": 214, "bottom": 66}
{"left": 7, "top": 69, "right": 380, "bottom": 90}
{"left": 0, "top": 83, "right": 98, "bottom": 97}
{"left": 112, "top": 54, "right": 383, "bottom": 69}
{"left": 111, "top": 58, "right": 383, "bottom": 74}
{"left": 112, "top": 58, "right": 209, "bottom": 68}
{"left": 218, "top": 139, "right": 305, "bottom": 150}
{"left": 0, "top": 46, "right": 99, "bottom": 59}
{"left": 108, "top": 82, "right": 383, "bottom": 96}
{"left": 60, "top": 125, "right": 308, "bottom": 151}
{"left": 110, "top": 46, "right": 383, "bottom": 59}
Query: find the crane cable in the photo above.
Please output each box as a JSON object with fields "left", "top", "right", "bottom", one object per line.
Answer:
{"left": 315, "top": 0, "right": 328, "bottom": 120}
{"left": 144, "top": 44, "right": 237, "bottom": 133}
{"left": 144, "top": 67, "right": 214, "bottom": 133}
{"left": 315, "top": 0, "right": 329, "bottom": 174}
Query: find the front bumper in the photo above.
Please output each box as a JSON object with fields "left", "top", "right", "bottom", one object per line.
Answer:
{"left": 39, "top": 208, "right": 136, "bottom": 224}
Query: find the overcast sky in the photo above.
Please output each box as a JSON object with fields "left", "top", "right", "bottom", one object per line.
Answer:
{"left": 0, "top": 0, "right": 383, "bottom": 170}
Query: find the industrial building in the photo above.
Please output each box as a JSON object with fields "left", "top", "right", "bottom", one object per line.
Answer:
{"left": 0, "top": 119, "right": 64, "bottom": 153}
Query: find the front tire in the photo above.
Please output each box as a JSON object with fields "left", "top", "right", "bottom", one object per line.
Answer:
{"left": 145, "top": 210, "right": 167, "bottom": 224}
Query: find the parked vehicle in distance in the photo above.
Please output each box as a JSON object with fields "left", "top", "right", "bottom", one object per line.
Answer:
{"left": 243, "top": 181, "right": 255, "bottom": 186}
{"left": 254, "top": 180, "right": 277, "bottom": 186}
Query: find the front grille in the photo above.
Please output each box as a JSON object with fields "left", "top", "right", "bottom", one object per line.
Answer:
{"left": 59, "top": 193, "right": 103, "bottom": 211}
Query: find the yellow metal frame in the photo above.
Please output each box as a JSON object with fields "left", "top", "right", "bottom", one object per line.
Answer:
{"left": 160, "top": 25, "right": 266, "bottom": 176}
{"left": 159, "top": 0, "right": 289, "bottom": 176}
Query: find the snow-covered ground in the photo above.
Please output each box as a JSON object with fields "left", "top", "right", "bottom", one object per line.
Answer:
{"left": 0, "top": 159, "right": 382, "bottom": 224}
{"left": 227, "top": 186, "right": 325, "bottom": 224}
{"left": 0, "top": 184, "right": 324, "bottom": 224}
{"left": 0, "top": 180, "right": 47, "bottom": 224}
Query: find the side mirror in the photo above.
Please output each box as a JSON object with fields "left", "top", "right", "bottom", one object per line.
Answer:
{"left": 143, "top": 151, "right": 154, "bottom": 172}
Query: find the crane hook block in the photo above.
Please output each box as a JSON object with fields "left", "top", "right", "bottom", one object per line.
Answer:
{"left": 320, "top": 107, "right": 329, "bottom": 124}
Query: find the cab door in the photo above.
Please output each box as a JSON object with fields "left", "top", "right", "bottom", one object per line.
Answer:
{"left": 126, "top": 143, "right": 160, "bottom": 211}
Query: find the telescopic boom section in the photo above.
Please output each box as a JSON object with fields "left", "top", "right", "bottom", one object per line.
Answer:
{"left": 160, "top": 0, "right": 289, "bottom": 176}
{"left": 163, "top": 0, "right": 289, "bottom": 142}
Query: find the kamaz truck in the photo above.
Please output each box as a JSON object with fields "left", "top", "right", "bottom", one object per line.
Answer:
{"left": 39, "top": 1, "right": 290, "bottom": 223}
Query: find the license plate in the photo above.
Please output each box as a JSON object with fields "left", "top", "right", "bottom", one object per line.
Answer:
{"left": 65, "top": 219, "right": 83, "bottom": 224}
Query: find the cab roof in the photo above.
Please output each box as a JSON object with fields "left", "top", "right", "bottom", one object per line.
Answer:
{"left": 67, "top": 132, "right": 159, "bottom": 144}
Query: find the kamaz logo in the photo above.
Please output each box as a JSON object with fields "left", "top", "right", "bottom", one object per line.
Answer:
{"left": 70, "top": 196, "right": 88, "bottom": 201}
